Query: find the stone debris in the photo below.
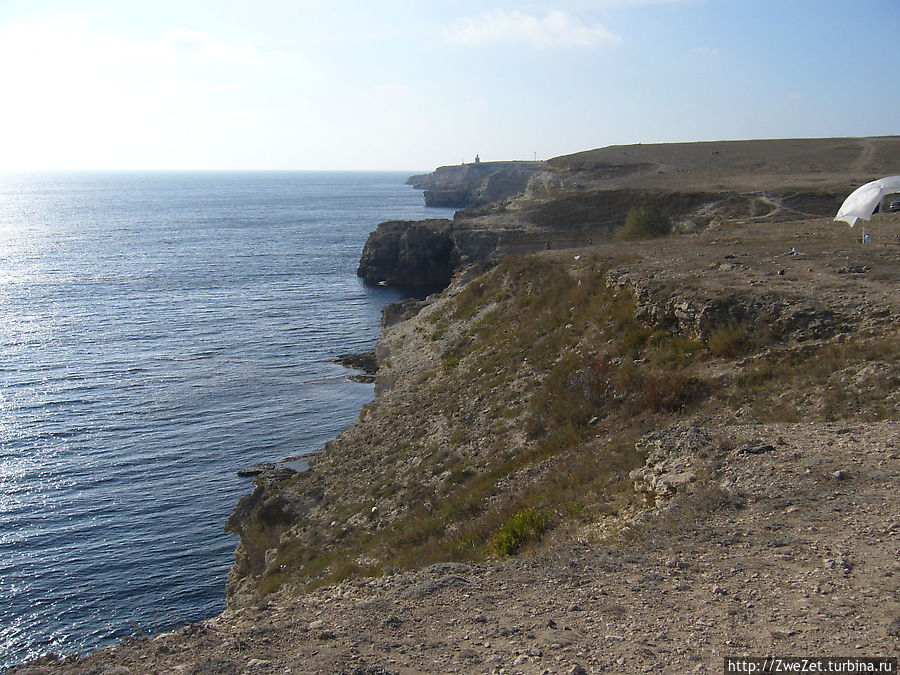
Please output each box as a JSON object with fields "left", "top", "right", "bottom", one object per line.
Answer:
{"left": 738, "top": 443, "right": 775, "bottom": 455}
{"left": 11, "top": 421, "right": 899, "bottom": 674}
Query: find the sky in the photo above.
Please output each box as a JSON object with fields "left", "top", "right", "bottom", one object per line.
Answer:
{"left": 0, "top": 0, "right": 897, "bottom": 171}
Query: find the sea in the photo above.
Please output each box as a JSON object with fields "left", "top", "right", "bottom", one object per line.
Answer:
{"left": 0, "top": 171, "right": 454, "bottom": 669}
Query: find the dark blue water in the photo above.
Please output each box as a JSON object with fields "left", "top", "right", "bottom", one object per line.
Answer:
{"left": 0, "top": 172, "right": 452, "bottom": 668}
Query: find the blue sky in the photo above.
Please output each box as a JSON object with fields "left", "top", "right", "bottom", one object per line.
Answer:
{"left": 0, "top": 0, "right": 896, "bottom": 170}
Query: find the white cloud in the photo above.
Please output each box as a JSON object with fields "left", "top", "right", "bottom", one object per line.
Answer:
{"left": 586, "top": 0, "right": 698, "bottom": 6}
{"left": 446, "top": 10, "right": 622, "bottom": 49}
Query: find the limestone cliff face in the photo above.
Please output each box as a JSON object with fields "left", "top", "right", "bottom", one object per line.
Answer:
{"left": 407, "top": 161, "right": 545, "bottom": 207}
{"left": 356, "top": 219, "right": 455, "bottom": 288}
{"left": 224, "top": 135, "right": 900, "bottom": 604}
{"left": 355, "top": 188, "right": 720, "bottom": 289}
{"left": 356, "top": 217, "right": 516, "bottom": 289}
{"left": 224, "top": 479, "right": 306, "bottom": 607}
{"left": 361, "top": 135, "right": 892, "bottom": 291}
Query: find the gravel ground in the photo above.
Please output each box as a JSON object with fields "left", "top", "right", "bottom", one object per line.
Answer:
{"left": 13, "top": 421, "right": 899, "bottom": 675}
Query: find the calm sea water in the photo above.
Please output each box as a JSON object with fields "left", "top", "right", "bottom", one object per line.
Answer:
{"left": 0, "top": 171, "right": 452, "bottom": 668}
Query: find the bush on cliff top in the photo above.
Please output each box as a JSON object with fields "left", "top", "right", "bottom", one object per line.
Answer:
{"left": 617, "top": 205, "right": 672, "bottom": 239}
{"left": 491, "top": 507, "right": 550, "bottom": 555}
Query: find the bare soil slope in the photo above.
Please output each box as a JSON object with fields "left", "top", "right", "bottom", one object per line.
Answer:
{"left": 543, "top": 136, "right": 900, "bottom": 191}
{"left": 13, "top": 423, "right": 898, "bottom": 675}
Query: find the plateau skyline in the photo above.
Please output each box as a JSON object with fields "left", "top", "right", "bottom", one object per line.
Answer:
{"left": 0, "top": 0, "right": 897, "bottom": 171}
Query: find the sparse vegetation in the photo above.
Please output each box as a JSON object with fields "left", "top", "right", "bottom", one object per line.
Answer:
{"left": 243, "top": 223, "right": 899, "bottom": 598}
{"left": 617, "top": 204, "right": 672, "bottom": 239}
{"left": 707, "top": 321, "right": 749, "bottom": 357}
{"left": 728, "top": 338, "right": 900, "bottom": 423}
{"left": 491, "top": 508, "right": 550, "bottom": 555}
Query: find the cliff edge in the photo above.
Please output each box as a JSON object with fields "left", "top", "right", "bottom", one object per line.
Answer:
{"left": 407, "top": 160, "right": 545, "bottom": 208}
{"left": 359, "top": 136, "right": 900, "bottom": 289}
{"left": 12, "top": 137, "right": 900, "bottom": 673}
{"left": 16, "top": 216, "right": 899, "bottom": 674}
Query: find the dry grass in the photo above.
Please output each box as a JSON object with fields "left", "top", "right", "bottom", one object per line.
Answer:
{"left": 255, "top": 247, "right": 898, "bottom": 595}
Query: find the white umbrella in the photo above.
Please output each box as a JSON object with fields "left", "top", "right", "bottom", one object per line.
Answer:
{"left": 835, "top": 175, "right": 900, "bottom": 227}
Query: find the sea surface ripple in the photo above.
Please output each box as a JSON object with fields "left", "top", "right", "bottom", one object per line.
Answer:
{"left": 0, "top": 171, "right": 452, "bottom": 668}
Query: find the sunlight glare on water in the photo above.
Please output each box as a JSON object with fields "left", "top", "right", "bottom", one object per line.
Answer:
{"left": 0, "top": 171, "right": 453, "bottom": 668}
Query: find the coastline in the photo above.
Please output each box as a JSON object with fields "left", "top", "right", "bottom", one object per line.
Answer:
{"left": 10, "top": 137, "right": 900, "bottom": 673}
{"left": 0, "top": 171, "right": 448, "bottom": 670}
{"left": 12, "top": 214, "right": 900, "bottom": 672}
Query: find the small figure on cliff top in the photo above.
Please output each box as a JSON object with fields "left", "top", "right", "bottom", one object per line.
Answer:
{"left": 474, "top": 154, "right": 480, "bottom": 164}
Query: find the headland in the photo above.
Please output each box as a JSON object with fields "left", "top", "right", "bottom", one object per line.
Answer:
{"left": 13, "top": 137, "right": 900, "bottom": 674}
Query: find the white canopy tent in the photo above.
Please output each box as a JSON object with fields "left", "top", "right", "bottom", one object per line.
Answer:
{"left": 834, "top": 175, "right": 900, "bottom": 227}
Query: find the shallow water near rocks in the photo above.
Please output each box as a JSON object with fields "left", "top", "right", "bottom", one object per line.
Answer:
{"left": 0, "top": 171, "right": 452, "bottom": 668}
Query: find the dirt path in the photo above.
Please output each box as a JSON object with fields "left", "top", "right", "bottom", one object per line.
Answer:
{"left": 851, "top": 138, "right": 877, "bottom": 174}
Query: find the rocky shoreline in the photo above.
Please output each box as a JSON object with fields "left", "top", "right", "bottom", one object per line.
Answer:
{"left": 333, "top": 351, "right": 379, "bottom": 384}
{"left": 406, "top": 161, "right": 545, "bottom": 208}
{"left": 11, "top": 137, "right": 900, "bottom": 674}
{"left": 14, "top": 419, "right": 900, "bottom": 673}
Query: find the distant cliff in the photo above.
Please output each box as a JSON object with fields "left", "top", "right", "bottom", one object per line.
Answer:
{"left": 356, "top": 187, "right": 723, "bottom": 288}
{"left": 361, "top": 137, "right": 900, "bottom": 290}
{"left": 407, "top": 160, "right": 545, "bottom": 207}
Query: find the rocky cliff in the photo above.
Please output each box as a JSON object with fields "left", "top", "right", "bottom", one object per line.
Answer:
{"left": 13, "top": 138, "right": 900, "bottom": 674}
{"left": 407, "top": 160, "right": 545, "bottom": 207}
{"left": 15, "top": 215, "right": 899, "bottom": 673}
{"left": 356, "top": 186, "right": 830, "bottom": 289}
{"left": 355, "top": 219, "right": 455, "bottom": 288}
{"left": 360, "top": 137, "right": 900, "bottom": 290}
{"left": 227, "top": 216, "right": 900, "bottom": 609}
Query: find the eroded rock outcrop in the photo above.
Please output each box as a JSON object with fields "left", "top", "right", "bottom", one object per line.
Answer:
{"left": 225, "top": 479, "right": 304, "bottom": 607}
{"left": 605, "top": 267, "right": 848, "bottom": 343}
{"left": 407, "top": 160, "right": 545, "bottom": 207}
{"left": 227, "top": 217, "right": 900, "bottom": 609}
{"left": 356, "top": 188, "right": 735, "bottom": 290}
{"left": 356, "top": 219, "right": 454, "bottom": 288}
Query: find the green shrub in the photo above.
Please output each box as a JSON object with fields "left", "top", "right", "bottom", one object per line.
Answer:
{"left": 646, "top": 335, "right": 704, "bottom": 366}
{"left": 617, "top": 205, "right": 672, "bottom": 239}
{"left": 707, "top": 321, "right": 749, "bottom": 357}
{"left": 491, "top": 507, "right": 550, "bottom": 555}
